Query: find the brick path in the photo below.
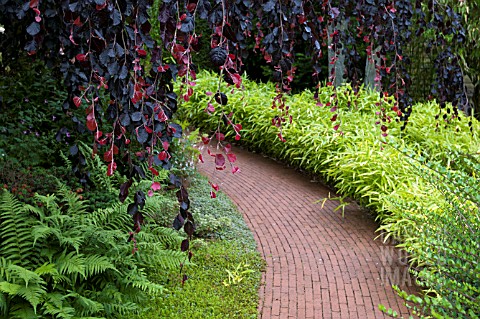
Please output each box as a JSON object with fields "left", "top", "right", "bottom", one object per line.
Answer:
{"left": 198, "top": 145, "right": 418, "bottom": 319}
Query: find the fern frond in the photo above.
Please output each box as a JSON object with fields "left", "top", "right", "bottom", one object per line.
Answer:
{"left": 7, "top": 265, "right": 44, "bottom": 288}
{"left": 135, "top": 248, "right": 185, "bottom": 270}
{"left": 69, "top": 291, "right": 104, "bottom": 317}
{"left": 57, "top": 184, "right": 88, "bottom": 217}
{"left": 0, "top": 282, "right": 21, "bottom": 296}
{"left": 42, "top": 292, "right": 76, "bottom": 319}
{"left": 15, "top": 284, "right": 45, "bottom": 312}
{"left": 145, "top": 225, "right": 183, "bottom": 247}
{"left": 56, "top": 251, "right": 86, "bottom": 280}
{"left": 32, "top": 221, "right": 85, "bottom": 254}
{"left": 0, "top": 257, "right": 12, "bottom": 280}
{"left": 90, "top": 203, "right": 130, "bottom": 232}
{"left": 91, "top": 283, "right": 141, "bottom": 316}
{"left": 0, "top": 263, "right": 46, "bottom": 312}
{"left": 32, "top": 224, "right": 60, "bottom": 246}
{"left": 102, "top": 301, "right": 138, "bottom": 316}
{"left": 42, "top": 300, "right": 77, "bottom": 319}
{"left": 82, "top": 255, "right": 116, "bottom": 277}
{"left": 77, "top": 142, "right": 123, "bottom": 193}
{"left": 34, "top": 263, "right": 58, "bottom": 277}
{"left": 58, "top": 233, "right": 85, "bottom": 253}
{"left": 0, "top": 191, "right": 37, "bottom": 267}
{"left": 1, "top": 282, "right": 44, "bottom": 316}
{"left": 42, "top": 292, "right": 64, "bottom": 310}
{"left": 9, "top": 303, "right": 38, "bottom": 319}
{"left": 23, "top": 204, "right": 44, "bottom": 219}
{"left": 33, "top": 193, "right": 59, "bottom": 213}
{"left": 59, "top": 151, "right": 73, "bottom": 172}
{"left": 125, "top": 268, "right": 164, "bottom": 295}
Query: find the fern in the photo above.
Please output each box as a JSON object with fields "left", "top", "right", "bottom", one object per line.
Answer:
{"left": 7, "top": 264, "right": 44, "bottom": 288}
{"left": 0, "top": 292, "right": 6, "bottom": 317}
{"left": 101, "top": 302, "right": 138, "bottom": 317}
{"left": 93, "top": 282, "right": 142, "bottom": 316}
{"left": 136, "top": 247, "right": 186, "bottom": 269}
{"left": 0, "top": 282, "right": 22, "bottom": 297}
{"left": 14, "top": 284, "right": 45, "bottom": 313}
{"left": 57, "top": 184, "right": 88, "bottom": 216}
{"left": 136, "top": 225, "right": 183, "bottom": 249}
{"left": 0, "top": 258, "right": 12, "bottom": 280}
{"left": 1, "top": 184, "right": 186, "bottom": 318}
{"left": 82, "top": 255, "right": 116, "bottom": 277}
{"left": 0, "top": 261, "right": 47, "bottom": 314}
{"left": 41, "top": 292, "right": 76, "bottom": 319}
{"left": 59, "top": 151, "right": 73, "bottom": 174}
{"left": 69, "top": 291, "right": 105, "bottom": 317}
{"left": 56, "top": 251, "right": 86, "bottom": 280}
{"left": 0, "top": 190, "right": 38, "bottom": 267}
{"left": 77, "top": 142, "right": 122, "bottom": 194}
{"left": 9, "top": 305, "right": 38, "bottom": 319}
{"left": 88, "top": 203, "right": 131, "bottom": 232}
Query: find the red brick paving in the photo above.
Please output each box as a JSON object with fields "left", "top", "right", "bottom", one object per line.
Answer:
{"left": 198, "top": 145, "right": 418, "bottom": 319}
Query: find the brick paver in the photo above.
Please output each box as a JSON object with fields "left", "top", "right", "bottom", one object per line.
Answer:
{"left": 198, "top": 145, "right": 418, "bottom": 319}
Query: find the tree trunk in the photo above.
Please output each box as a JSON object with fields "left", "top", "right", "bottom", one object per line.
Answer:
{"left": 364, "top": 46, "right": 381, "bottom": 91}
{"left": 328, "top": 21, "right": 347, "bottom": 88}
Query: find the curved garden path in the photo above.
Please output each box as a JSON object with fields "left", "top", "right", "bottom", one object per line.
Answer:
{"left": 198, "top": 145, "right": 418, "bottom": 319}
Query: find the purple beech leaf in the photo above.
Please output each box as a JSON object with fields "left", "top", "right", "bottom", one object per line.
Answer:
{"left": 215, "top": 154, "right": 226, "bottom": 167}
{"left": 184, "top": 220, "right": 194, "bottom": 237}
{"left": 173, "top": 214, "right": 184, "bottom": 230}
{"left": 119, "top": 179, "right": 133, "bottom": 203}
{"left": 181, "top": 239, "right": 189, "bottom": 252}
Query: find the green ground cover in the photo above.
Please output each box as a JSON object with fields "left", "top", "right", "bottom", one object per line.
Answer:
{"left": 131, "top": 178, "right": 264, "bottom": 318}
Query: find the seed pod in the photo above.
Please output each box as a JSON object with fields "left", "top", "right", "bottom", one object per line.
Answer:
{"left": 215, "top": 92, "right": 228, "bottom": 105}
{"left": 210, "top": 47, "right": 227, "bottom": 67}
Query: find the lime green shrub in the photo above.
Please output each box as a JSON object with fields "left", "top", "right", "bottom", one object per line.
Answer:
{"left": 179, "top": 72, "right": 480, "bottom": 317}
{"left": 179, "top": 72, "right": 478, "bottom": 214}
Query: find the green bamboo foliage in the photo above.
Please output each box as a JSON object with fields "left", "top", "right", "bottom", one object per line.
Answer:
{"left": 180, "top": 72, "right": 479, "bottom": 218}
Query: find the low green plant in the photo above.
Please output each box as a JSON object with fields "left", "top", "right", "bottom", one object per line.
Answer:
{"left": 125, "top": 175, "right": 264, "bottom": 319}
{"left": 223, "top": 261, "right": 256, "bottom": 287}
{"left": 0, "top": 186, "right": 185, "bottom": 318}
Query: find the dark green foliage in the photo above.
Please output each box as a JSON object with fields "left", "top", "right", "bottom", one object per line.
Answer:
{"left": 0, "top": 187, "right": 185, "bottom": 318}
{"left": 0, "top": 58, "right": 86, "bottom": 204}
{"left": 0, "top": 57, "right": 68, "bottom": 168}
{"left": 0, "top": 161, "right": 68, "bottom": 204}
